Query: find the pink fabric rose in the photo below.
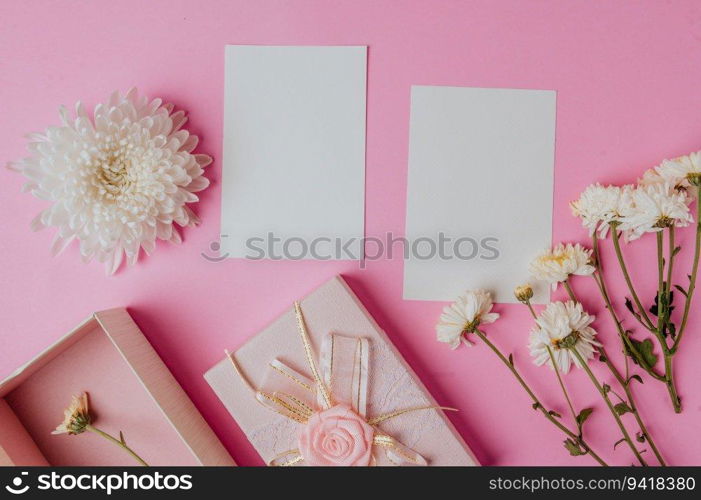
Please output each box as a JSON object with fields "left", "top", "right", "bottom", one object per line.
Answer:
{"left": 298, "top": 404, "right": 374, "bottom": 466}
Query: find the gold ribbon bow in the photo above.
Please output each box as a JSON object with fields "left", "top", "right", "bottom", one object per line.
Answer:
{"left": 226, "top": 302, "right": 455, "bottom": 466}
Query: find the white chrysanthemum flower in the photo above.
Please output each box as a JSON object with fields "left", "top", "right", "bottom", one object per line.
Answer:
{"left": 618, "top": 182, "right": 693, "bottom": 241}
{"left": 639, "top": 167, "right": 694, "bottom": 204}
{"left": 528, "top": 301, "right": 601, "bottom": 374}
{"left": 654, "top": 151, "right": 701, "bottom": 190}
{"left": 9, "top": 88, "right": 211, "bottom": 274}
{"left": 52, "top": 393, "right": 91, "bottom": 435}
{"left": 436, "top": 289, "right": 499, "bottom": 349}
{"left": 529, "top": 243, "right": 595, "bottom": 290}
{"left": 570, "top": 184, "right": 633, "bottom": 238}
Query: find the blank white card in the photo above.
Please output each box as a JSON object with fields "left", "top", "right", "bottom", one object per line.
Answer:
{"left": 404, "top": 86, "right": 555, "bottom": 303}
{"left": 221, "top": 46, "right": 367, "bottom": 260}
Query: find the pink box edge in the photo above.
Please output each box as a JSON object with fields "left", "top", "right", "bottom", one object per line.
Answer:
{"left": 0, "top": 308, "right": 236, "bottom": 467}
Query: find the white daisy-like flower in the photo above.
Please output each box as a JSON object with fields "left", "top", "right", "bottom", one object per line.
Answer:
{"left": 436, "top": 289, "right": 499, "bottom": 349}
{"left": 9, "top": 88, "right": 212, "bottom": 274}
{"left": 619, "top": 182, "right": 693, "bottom": 241}
{"left": 52, "top": 393, "right": 91, "bottom": 435}
{"left": 639, "top": 167, "right": 694, "bottom": 204}
{"left": 570, "top": 183, "right": 633, "bottom": 238}
{"left": 529, "top": 243, "right": 595, "bottom": 290}
{"left": 529, "top": 301, "right": 601, "bottom": 374}
{"left": 654, "top": 151, "right": 701, "bottom": 190}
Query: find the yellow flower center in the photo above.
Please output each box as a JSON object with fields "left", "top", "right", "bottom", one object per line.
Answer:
{"left": 541, "top": 253, "right": 567, "bottom": 265}
{"left": 654, "top": 216, "right": 674, "bottom": 229}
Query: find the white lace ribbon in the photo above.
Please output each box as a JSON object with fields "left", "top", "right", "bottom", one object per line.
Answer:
{"left": 225, "top": 301, "right": 456, "bottom": 466}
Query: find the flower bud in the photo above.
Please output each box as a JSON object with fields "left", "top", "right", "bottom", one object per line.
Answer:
{"left": 514, "top": 284, "right": 534, "bottom": 304}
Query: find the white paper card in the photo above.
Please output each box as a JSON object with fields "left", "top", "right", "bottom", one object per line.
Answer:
{"left": 221, "top": 46, "right": 367, "bottom": 260}
{"left": 404, "top": 86, "right": 555, "bottom": 303}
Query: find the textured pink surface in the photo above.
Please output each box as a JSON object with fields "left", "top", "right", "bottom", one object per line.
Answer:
{"left": 1, "top": 0, "right": 700, "bottom": 466}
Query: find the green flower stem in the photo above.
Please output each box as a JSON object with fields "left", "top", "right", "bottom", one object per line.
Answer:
{"left": 546, "top": 345, "right": 579, "bottom": 428}
{"left": 86, "top": 425, "right": 149, "bottom": 466}
{"left": 567, "top": 274, "right": 665, "bottom": 464}
{"left": 611, "top": 227, "right": 656, "bottom": 331}
{"left": 656, "top": 231, "right": 681, "bottom": 413}
{"left": 526, "top": 301, "right": 538, "bottom": 320}
{"left": 673, "top": 184, "right": 701, "bottom": 353}
{"left": 592, "top": 232, "right": 652, "bottom": 380}
{"left": 526, "top": 301, "right": 580, "bottom": 430}
{"left": 562, "top": 280, "right": 577, "bottom": 302}
{"left": 664, "top": 355, "right": 681, "bottom": 414}
{"left": 597, "top": 346, "right": 666, "bottom": 465}
{"left": 473, "top": 328, "right": 607, "bottom": 466}
{"left": 655, "top": 231, "right": 669, "bottom": 352}
{"left": 590, "top": 267, "right": 664, "bottom": 381}
{"left": 570, "top": 349, "right": 647, "bottom": 466}
{"left": 666, "top": 226, "right": 675, "bottom": 302}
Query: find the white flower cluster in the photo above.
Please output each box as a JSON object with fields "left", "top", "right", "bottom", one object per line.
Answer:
{"left": 571, "top": 152, "right": 699, "bottom": 242}
{"left": 437, "top": 151, "right": 701, "bottom": 376}
{"left": 436, "top": 289, "right": 600, "bottom": 373}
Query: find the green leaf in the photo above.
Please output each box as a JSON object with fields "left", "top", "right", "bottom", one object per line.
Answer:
{"left": 576, "top": 408, "right": 594, "bottom": 426}
{"left": 629, "top": 338, "right": 658, "bottom": 370}
{"left": 674, "top": 285, "right": 688, "bottom": 297}
{"left": 564, "top": 438, "right": 586, "bottom": 456}
{"left": 636, "top": 432, "right": 646, "bottom": 443}
{"left": 624, "top": 298, "right": 643, "bottom": 322}
{"left": 627, "top": 375, "right": 644, "bottom": 385}
{"left": 668, "top": 322, "right": 677, "bottom": 339}
{"left": 614, "top": 402, "right": 633, "bottom": 416}
{"left": 548, "top": 410, "right": 562, "bottom": 418}
{"left": 649, "top": 294, "right": 659, "bottom": 317}
{"left": 613, "top": 438, "right": 627, "bottom": 450}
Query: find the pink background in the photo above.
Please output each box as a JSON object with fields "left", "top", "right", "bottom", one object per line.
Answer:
{"left": 1, "top": 0, "right": 700, "bottom": 466}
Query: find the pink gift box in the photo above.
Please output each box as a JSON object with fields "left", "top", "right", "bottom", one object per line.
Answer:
{"left": 204, "top": 275, "right": 478, "bottom": 466}
{"left": 0, "top": 309, "right": 235, "bottom": 466}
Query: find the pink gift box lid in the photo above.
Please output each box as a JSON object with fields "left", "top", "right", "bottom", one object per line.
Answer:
{"left": 204, "top": 275, "right": 478, "bottom": 466}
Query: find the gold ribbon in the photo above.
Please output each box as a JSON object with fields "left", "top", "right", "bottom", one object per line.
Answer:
{"left": 226, "top": 301, "right": 456, "bottom": 466}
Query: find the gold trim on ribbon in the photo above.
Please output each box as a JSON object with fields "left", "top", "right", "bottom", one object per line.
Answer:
{"left": 225, "top": 302, "right": 458, "bottom": 466}
{"left": 368, "top": 405, "right": 458, "bottom": 426}
{"left": 294, "top": 301, "right": 333, "bottom": 409}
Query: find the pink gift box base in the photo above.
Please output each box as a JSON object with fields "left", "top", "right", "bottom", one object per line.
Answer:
{"left": 0, "top": 309, "right": 235, "bottom": 466}
{"left": 205, "top": 275, "right": 478, "bottom": 466}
